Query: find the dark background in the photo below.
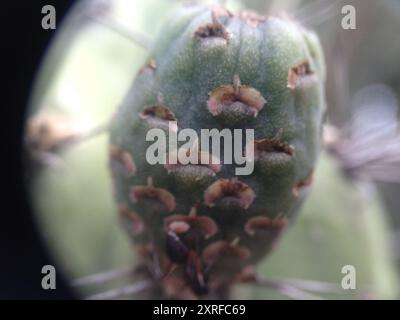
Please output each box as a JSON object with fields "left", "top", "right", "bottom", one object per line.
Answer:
{"left": 0, "top": 1, "right": 77, "bottom": 299}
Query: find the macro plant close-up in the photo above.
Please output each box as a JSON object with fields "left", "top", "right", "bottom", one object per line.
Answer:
{"left": 22, "top": 0, "right": 400, "bottom": 300}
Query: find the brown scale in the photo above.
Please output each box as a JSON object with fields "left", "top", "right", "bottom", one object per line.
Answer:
{"left": 287, "top": 60, "right": 317, "bottom": 90}
{"left": 164, "top": 148, "right": 221, "bottom": 177}
{"left": 118, "top": 206, "right": 145, "bottom": 236}
{"left": 26, "top": 112, "right": 80, "bottom": 154}
{"left": 109, "top": 145, "right": 137, "bottom": 177}
{"left": 129, "top": 177, "right": 176, "bottom": 212}
{"left": 244, "top": 215, "right": 288, "bottom": 250}
{"left": 194, "top": 11, "right": 230, "bottom": 41}
{"left": 252, "top": 131, "right": 295, "bottom": 158}
{"left": 164, "top": 212, "right": 217, "bottom": 263}
{"left": 201, "top": 238, "right": 251, "bottom": 291}
{"left": 139, "top": 104, "right": 176, "bottom": 122}
{"left": 139, "top": 102, "right": 177, "bottom": 131}
{"left": 136, "top": 244, "right": 172, "bottom": 281}
{"left": 204, "top": 178, "right": 255, "bottom": 209}
{"left": 138, "top": 59, "right": 157, "bottom": 75}
{"left": 164, "top": 208, "right": 218, "bottom": 240}
{"left": 160, "top": 207, "right": 219, "bottom": 296}
{"left": 207, "top": 74, "right": 266, "bottom": 119}
{"left": 292, "top": 171, "right": 314, "bottom": 198}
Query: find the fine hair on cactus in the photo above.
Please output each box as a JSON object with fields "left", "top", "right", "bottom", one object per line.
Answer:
{"left": 24, "top": 0, "right": 400, "bottom": 301}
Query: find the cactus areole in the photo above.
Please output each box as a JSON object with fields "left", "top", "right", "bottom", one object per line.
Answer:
{"left": 109, "top": 4, "right": 326, "bottom": 299}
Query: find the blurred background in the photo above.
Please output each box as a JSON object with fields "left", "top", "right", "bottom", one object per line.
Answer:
{"left": 25, "top": 0, "right": 400, "bottom": 299}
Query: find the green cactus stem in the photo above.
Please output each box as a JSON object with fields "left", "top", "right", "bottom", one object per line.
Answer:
{"left": 109, "top": 4, "right": 326, "bottom": 299}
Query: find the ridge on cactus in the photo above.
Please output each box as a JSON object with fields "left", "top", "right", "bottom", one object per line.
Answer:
{"left": 109, "top": 3, "right": 326, "bottom": 299}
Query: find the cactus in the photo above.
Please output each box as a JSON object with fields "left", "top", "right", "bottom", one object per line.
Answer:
{"left": 109, "top": 4, "right": 326, "bottom": 299}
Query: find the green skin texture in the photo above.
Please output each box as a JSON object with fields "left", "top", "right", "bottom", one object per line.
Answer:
{"left": 110, "top": 5, "right": 326, "bottom": 297}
